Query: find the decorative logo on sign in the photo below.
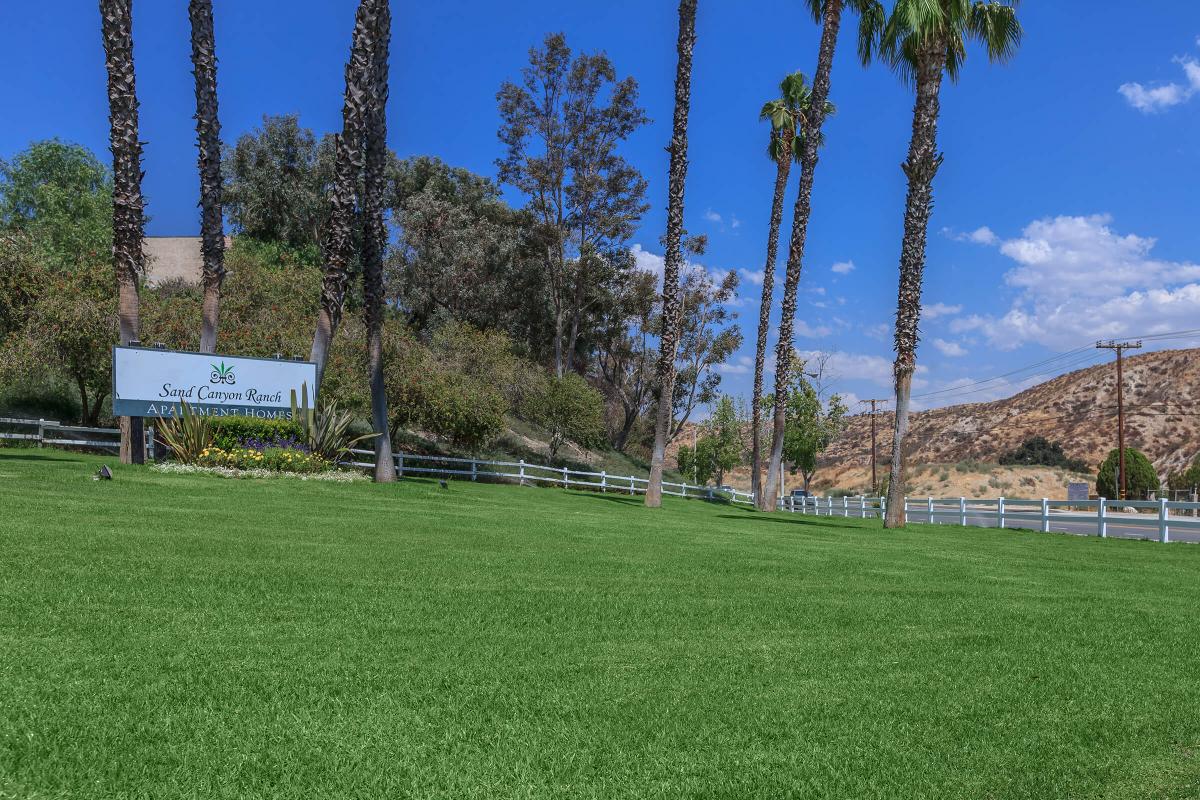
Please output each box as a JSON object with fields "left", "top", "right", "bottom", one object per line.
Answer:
{"left": 210, "top": 361, "right": 237, "bottom": 385}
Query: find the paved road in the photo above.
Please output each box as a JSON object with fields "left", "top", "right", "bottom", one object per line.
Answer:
{"left": 791, "top": 506, "right": 1200, "bottom": 544}
{"left": 901, "top": 508, "right": 1200, "bottom": 544}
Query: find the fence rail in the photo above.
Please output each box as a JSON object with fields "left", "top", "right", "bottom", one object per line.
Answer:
{"left": 344, "top": 448, "right": 757, "bottom": 506}
{"left": 0, "top": 416, "right": 156, "bottom": 458}
{"left": 6, "top": 415, "right": 1197, "bottom": 542}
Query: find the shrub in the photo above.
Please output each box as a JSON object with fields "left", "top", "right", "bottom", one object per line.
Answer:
{"left": 999, "top": 436, "right": 1089, "bottom": 472}
{"left": 208, "top": 415, "right": 302, "bottom": 451}
{"left": 1096, "top": 448, "right": 1158, "bottom": 500}
{"left": 522, "top": 373, "right": 605, "bottom": 460}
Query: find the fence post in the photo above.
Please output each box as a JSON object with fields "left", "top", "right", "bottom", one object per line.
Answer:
{"left": 629, "top": 475, "right": 635, "bottom": 495}
{"left": 397, "top": 454, "right": 405, "bottom": 477}
{"left": 826, "top": 496, "right": 833, "bottom": 516}
{"left": 562, "top": 466, "right": 568, "bottom": 488}
{"left": 860, "top": 496, "right": 866, "bottom": 519}
{"left": 842, "top": 496, "right": 848, "bottom": 517}
{"left": 471, "top": 461, "right": 478, "bottom": 482}
{"left": 518, "top": 460, "right": 525, "bottom": 486}
{"left": 1098, "top": 497, "right": 1107, "bottom": 538}
{"left": 959, "top": 497, "right": 967, "bottom": 527}
{"left": 880, "top": 496, "right": 886, "bottom": 517}
{"left": 36, "top": 418, "right": 44, "bottom": 448}
{"left": 1040, "top": 498, "right": 1050, "bottom": 533}
{"left": 682, "top": 483, "right": 687, "bottom": 499}
{"left": 927, "top": 496, "right": 934, "bottom": 524}
{"left": 601, "top": 471, "right": 607, "bottom": 493}
{"left": 903, "top": 496, "right": 910, "bottom": 521}
{"left": 996, "top": 497, "right": 1005, "bottom": 529}
{"left": 1159, "top": 498, "right": 1170, "bottom": 543}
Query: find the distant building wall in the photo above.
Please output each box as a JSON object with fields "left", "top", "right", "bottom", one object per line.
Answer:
{"left": 143, "top": 236, "right": 232, "bottom": 286}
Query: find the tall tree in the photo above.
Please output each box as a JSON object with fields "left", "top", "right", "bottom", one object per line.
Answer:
{"left": 310, "top": 0, "right": 379, "bottom": 385}
{"left": 496, "top": 33, "right": 649, "bottom": 378}
{"left": 759, "top": 0, "right": 881, "bottom": 511}
{"left": 99, "top": 0, "right": 145, "bottom": 464}
{"left": 361, "top": 0, "right": 395, "bottom": 482}
{"left": 863, "top": 0, "right": 1021, "bottom": 527}
{"left": 222, "top": 115, "right": 336, "bottom": 252}
{"left": 750, "top": 72, "right": 815, "bottom": 504}
{"left": 189, "top": 0, "right": 225, "bottom": 354}
{"left": 645, "top": 0, "right": 698, "bottom": 508}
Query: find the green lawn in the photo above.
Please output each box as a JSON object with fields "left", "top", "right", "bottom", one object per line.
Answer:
{"left": 2, "top": 450, "right": 1199, "bottom": 799}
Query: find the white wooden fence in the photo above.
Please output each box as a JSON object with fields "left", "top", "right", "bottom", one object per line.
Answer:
{"left": 787, "top": 494, "right": 1200, "bottom": 544}
{"left": 6, "top": 415, "right": 1197, "bottom": 541}
{"left": 344, "top": 448, "right": 757, "bottom": 505}
{"left": 0, "top": 416, "right": 157, "bottom": 457}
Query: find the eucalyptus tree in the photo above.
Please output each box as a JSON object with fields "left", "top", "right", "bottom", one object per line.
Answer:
{"left": 759, "top": 0, "right": 883, "bottom": 511}
{"left": 496, "top": 33, "right": 649, "bottom": 379}
{"left": 189, "top": 0, "right": 225, "bottom": 353}
{"left": 361, "top": 0, "right": 395, "bottom": 482}
{"left": 645, "top": 0, "right": 699, "bottom": 508}
{"left": 749, "top": 71, "right": 824, "bottom": 503}
{"left": 99, "top": 0, "right": 145, "bottom": 464}
{"left": 863, "top": 0, "right": 1021, "bottom": 527}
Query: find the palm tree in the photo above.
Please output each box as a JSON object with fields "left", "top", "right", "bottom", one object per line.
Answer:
{"left": 864, "top": 0, "right": 1021, "bottom": 528}
{"left": 361, "top": 0, "right": 395, "bottom": 483}
{"left": 760, "top": 0, "right": 883, "bottom": 511}
{"left": 750, "top": 72, "right": 829, "bottom": 505}
{"left": 189, "top": 0, "right": 225, "bottom": 354}
{"left": 646, "top": 0, "right": 699, "bottom": 508}
{"left": 100, "top": 0, "right": 145, "bottom": 464}
{"left": 310, "top": 0, "right": 379, "bottom": 385}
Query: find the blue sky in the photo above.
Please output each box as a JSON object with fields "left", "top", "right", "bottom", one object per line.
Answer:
{"left": 3, "top": 1, "right": 1200, "bottom": 413}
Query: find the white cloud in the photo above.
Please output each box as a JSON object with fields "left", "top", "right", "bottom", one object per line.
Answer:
{"left": 959, "top": 214, "right": 1200, "bottom": 350}
{"left": 730, "top": 215, "right": 742, "bottom": 230}
{"left": 632, "top": 243, "right": 735, "bottom": 291}
{"left": 718, "top": 354, "right": 753, "bottom": 376}
{"left": 931, "top": 338, "right": 967, "bottom": 357}
{"left": 942, "top": 225, "right": 999, "bottom": 245}
{"left": 703, "top": 209, "right": 723, "bottom": 224}
{"left": 795, "top": 320, "right": 833, "bottom": 338}
{"left": 831, "top": 260, "right": 855, "bottom": 274}
{"left": 1119, "top": 51, "right": 1200, "bottom": 113}
{"left": 865, "top": 323, "right": 890, "bottom": 341}
{"left": 921, "top": 302, "right": 963, "bottom": 320}
{"left": 631, "top": 243, "right": 665, "bottom": 283}
{"left": 798, "top": 350, "right": 928, "bottom": 390}
{"left": 738, "top": 268, "right": 765, "bottom": 287}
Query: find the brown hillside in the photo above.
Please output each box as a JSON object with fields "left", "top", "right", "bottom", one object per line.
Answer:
{"left": 818, "top": 347, "right": 1200, "bottom": 491}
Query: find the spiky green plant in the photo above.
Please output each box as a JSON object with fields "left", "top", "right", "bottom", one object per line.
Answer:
{"left": 289, "top": 383, "right": 378, "bottom": 463}
{"left": 157, "top": 400, "right": 213, "bottom": 463}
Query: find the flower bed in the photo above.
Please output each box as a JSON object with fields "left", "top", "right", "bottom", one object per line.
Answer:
{"left": 198, "top": 446, "right": 328, "bottom": 474}
{"left": 152, "top": 461, "right": 366, "bottom": 482}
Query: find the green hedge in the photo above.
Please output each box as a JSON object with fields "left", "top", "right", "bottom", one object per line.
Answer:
{"left": 208, "top": 416, "right": 303, "bottom": 450}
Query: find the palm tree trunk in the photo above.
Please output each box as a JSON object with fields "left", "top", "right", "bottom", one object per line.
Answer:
{"left": 646, "top": 0, "right": 698, "bottom": 508}
{"left": 100, "top": 0, "right": 145, "bottom": 465}
{"left": 760, "top": 0, "right": 843, "bottom": 511}
{"left": 362, "top": 0, "right": 395, "bottom": 483}
{"left": 189, "top": 0, "right": 225, "bottom": 354}
{"left": 884, "top": 50, "right": 945, "bottom": 529}
{"left": 750, "top": 138, "right": 792, "bottom": 505}
{"left": 310, "top": 0, "right": 377, "bottom": 386}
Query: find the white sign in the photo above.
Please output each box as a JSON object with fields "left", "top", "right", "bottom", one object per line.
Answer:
{"left": 112, "top": 346, "right": 316, "bottom": 419}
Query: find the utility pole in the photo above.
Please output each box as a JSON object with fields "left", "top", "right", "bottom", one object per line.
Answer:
{"left": 862, "top": 399, "right": 889, "bottom": 494}
{"left": 1096, "top": 340, "right": 1142, "bottom": 500}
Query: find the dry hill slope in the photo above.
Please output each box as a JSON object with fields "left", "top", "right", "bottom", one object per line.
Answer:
{"left": 818, "top": 347, "right": 1200, "bottom": 491}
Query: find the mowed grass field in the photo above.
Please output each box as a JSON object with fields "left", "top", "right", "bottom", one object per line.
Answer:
{"left": 2, "top": 450, "right": 1200, "bottom": 799}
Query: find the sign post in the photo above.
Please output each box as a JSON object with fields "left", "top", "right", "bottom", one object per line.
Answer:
{"left": 112, "top": 346, "right": 317, "bottom": 420}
